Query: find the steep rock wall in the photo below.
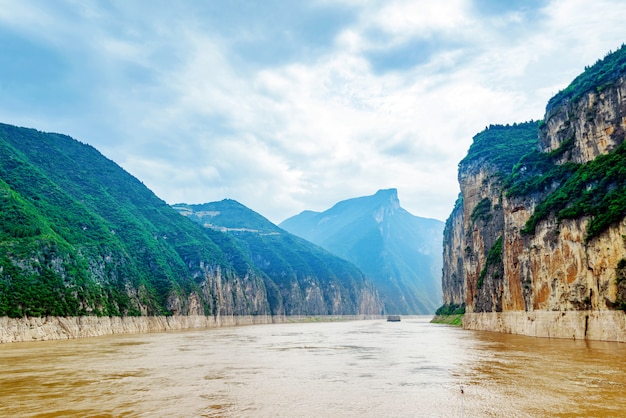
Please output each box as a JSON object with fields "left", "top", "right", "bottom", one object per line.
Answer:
{"left": 444, "top": 158, "right": 626, "bottom": 339}
{"left": 541, "top": 74, "right": 626, "bottom": 164}
{"left": 441, "top": 199, "right": 465, "bottom": 307}
{"left": 167, "top": 264, "right": 382, "bottom": 317}
{"left": 501, "top": 197, "right": 626, "bottom": 313}
{"left": 442, "top": 64, "right": 626, "bottom": 341}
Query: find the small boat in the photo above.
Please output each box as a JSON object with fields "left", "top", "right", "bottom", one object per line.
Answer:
{"left": 387, "top": 315, "right": 401, "bottom": 322}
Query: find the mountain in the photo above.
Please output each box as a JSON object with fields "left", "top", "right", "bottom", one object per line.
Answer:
{"left": 0, "top": 123, "right": 380, "bottom": 318}
{"left": 173, "top": 199, "right": 383, "bottom": 315}
{"left": 280, "top": 189, "right": 444, "bottom": 314}
{"left": 441, "top": 45, "right": 626, "bottom": 341}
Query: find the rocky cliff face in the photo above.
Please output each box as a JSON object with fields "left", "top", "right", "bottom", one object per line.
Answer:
{"left": 442, "top": 122, "right": 539, "bottom": 313}
{"left": 442, "top": 47, "right": 626, "bottom": 340}
{"left": 541, "top": 73, "right": 626, "bottom": 164}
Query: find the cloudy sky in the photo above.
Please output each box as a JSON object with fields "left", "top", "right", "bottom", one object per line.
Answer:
{"left": 1, "top": 0, "right": 626, "bottom": 223}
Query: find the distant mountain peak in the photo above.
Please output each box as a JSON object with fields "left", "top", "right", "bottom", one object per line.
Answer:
{"left": 375, "top": 187, "right": 398, "bottom": 197}
{"left": 374, "top": 188, "right": 400, "bottom": 208}
{"left": 370, "top": 189, "right": 401, "bottom": 224}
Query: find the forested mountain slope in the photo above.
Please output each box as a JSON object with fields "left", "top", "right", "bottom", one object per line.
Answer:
{"left": 174, "top": 200, "right": 383, "bottom": 315}
{"left": 0, "top": 123, "right": 380, "bottom": 318}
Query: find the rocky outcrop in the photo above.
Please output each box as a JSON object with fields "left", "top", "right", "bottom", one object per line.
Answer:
{"left": 441, "top": 47, "right": 626, "bottom": 341}
{"left": 541, "top": 74, "right": 626, "bottom": 164}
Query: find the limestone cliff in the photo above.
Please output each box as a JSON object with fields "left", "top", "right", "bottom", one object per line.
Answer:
{"left": 442, "top": 46, "right": 626, "bottom": 340}
{"left": 443, "top": 122, "right": 538, "bottom": 313}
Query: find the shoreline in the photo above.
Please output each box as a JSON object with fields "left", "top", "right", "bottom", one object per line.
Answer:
{"left": 9, "top": 312, "right": 626, "bottom": 343}
{"left": 429, "top": 314, "right": 463, "bottom": 326}
{"left": 0, "top": 314, "right": 384, "bottom": 344}
{"left": 464, "top": 311, "right": 626, "bottom": 342}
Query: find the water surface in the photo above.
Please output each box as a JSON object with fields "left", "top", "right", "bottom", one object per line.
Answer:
{"left": 1, "top": 317, "right": 625, "bottom": 417}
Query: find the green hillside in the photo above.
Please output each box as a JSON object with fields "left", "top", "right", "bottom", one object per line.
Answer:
{"left": 0, "top": 123, "right": 267, "bottom": 318}
{"left": 173, "top": 200, "right": 382, "bottom": 315}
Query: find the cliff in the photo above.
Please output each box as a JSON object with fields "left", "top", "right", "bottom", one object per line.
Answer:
{"left": 441, "top": 46, "right": 626, "bottom": 341}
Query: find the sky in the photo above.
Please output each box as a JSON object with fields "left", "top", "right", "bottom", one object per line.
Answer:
{"left": 1, "top": 0, "right": 626, "bottom": 224}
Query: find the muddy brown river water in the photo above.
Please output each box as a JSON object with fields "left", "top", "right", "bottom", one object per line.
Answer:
{"left": 1, "top": 317, "right": 625, "bottom": 417}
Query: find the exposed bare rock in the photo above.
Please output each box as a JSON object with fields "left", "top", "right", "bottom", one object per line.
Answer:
{"left": 441, "top": 48, "right": 626, "bottom": 341}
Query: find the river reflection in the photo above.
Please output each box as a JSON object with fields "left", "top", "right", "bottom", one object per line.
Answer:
{"left": 1, "top": 317, "right": 625, "bottom": 417}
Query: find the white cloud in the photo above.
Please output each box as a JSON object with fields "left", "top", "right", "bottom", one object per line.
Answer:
{"left": 1, "top": 0, "right": 626, "bottom": 224}
{"left": 371, "top": 0, "right": 470, "bottom": 39}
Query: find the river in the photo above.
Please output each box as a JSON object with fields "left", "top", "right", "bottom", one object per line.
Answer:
{"left": 1, "top": 317, "right": 625, "bottom": 417}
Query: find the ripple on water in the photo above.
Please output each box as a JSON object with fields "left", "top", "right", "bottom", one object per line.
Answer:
{"left": 2, "top": 319, "right": 626, "bottom": 417}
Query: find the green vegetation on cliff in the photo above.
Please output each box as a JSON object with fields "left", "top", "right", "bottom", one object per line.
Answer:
{"left": 506, "top": 133, "right": 626, "bottom": 242}
{"left": 615, "top": 259, "right": 626, "bottom": 310}
{"left": 481, "top": 47, "right": 626, "bottom": 242}
{"left": 510, "top": 46, "right": 626, "bottom": 241}
{"left": 431, "top": 303, "right": 465, "bottom": 326}
{"left": 459, "top": 121, "right": 539, "bottom": 173}
{"left": 477, "top": 236, "right": 503, "bottom": 289}
{"left": 470, "top": 197, "right": 493, "bottom": 224}
{"left": 434, "top": 303, "right": 465, "bottom": 316}
{"left": 430, "top": 314, "right": 463, "bottom": 326}
{"left": 547, "top": 44, "right": 626, "bottom": 112}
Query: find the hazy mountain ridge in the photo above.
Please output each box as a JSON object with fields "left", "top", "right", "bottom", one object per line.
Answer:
{"left": 280, "top": 189, "right": 444, "bottom": 314}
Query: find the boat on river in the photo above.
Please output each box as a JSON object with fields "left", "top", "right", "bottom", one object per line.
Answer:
{"left": 387, "top": 315, "right": 401, "bottom": 322}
